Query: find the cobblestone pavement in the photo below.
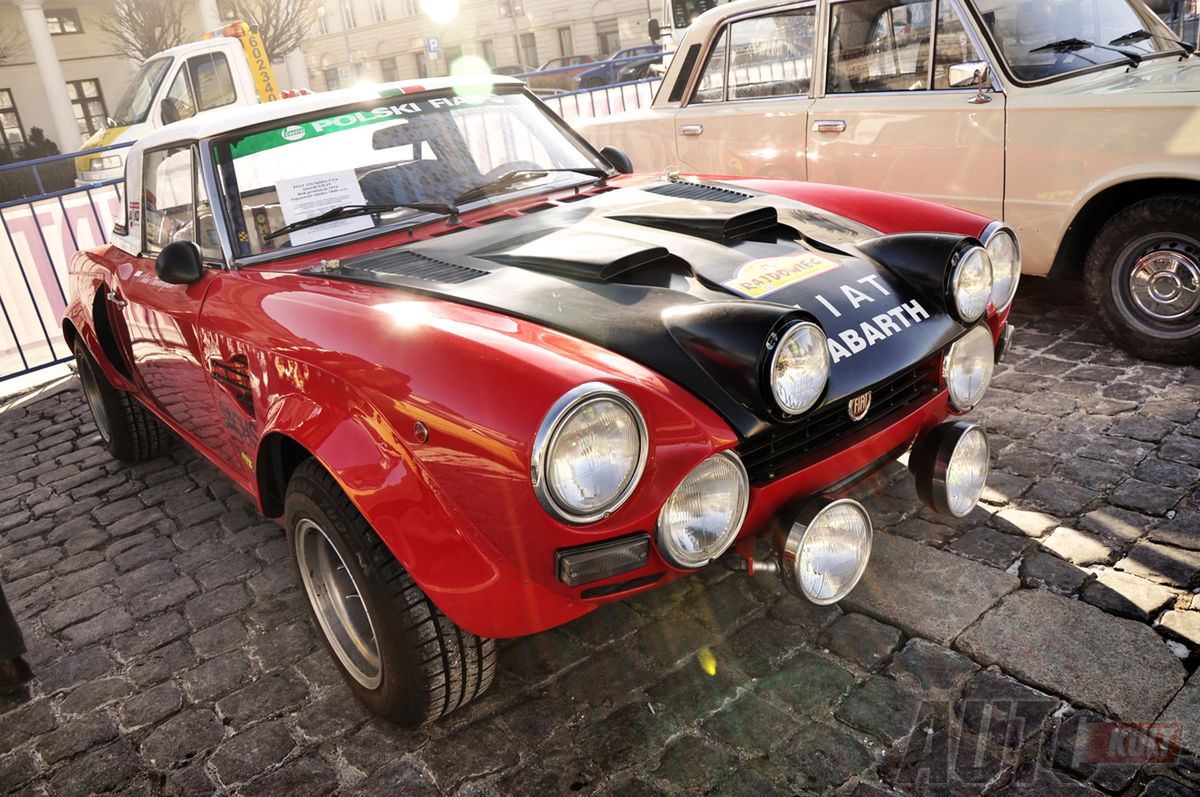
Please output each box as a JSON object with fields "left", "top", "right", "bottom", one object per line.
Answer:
{"left": 1, "top": 277, "right": 1199, "bottom": 796}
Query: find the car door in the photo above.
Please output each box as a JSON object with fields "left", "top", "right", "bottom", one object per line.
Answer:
{"left": 673, "top": 5, "right": 820, "bottom": 179}
{"left": 110, "top": 143, "right": 232, "bottom": 462}
{"left": 806, "top": 0, "right": 1005, "bottom": 218}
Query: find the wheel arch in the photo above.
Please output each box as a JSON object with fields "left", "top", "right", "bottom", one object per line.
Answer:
{"left": 1050, "top": 177, "right": 1200, "bottom": 280}
{"left": 255, "top": 430, "right": 316, "bottom": 519}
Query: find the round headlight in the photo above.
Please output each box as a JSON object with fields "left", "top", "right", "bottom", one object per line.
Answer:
{"left": 943, "top": 324, "right": 995, "bottom": 411}
{"left": 944, "top": 425, "right": 990, "bottom": 516}
{"left": 909, "top": 421, "right": 990, "bottom": 518}
{"left": 769, "top": 321, "right": 830, "bottom": 416}
{"left": 656, "top": 452, "right": 750, "bottom": 569}
{"left": 782, "top": 497, "right": 873, "bottom": 605}
{"left": 985, "top": 227, "right": 1020, "bottom": 312}
{"left": 532, "top": 383, "right": 647, "bottom": 523}
{"left": 950, "top": 246, "right": 993, "bottom": 323}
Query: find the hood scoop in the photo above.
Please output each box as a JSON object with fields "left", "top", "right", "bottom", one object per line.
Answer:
{"left": 608, "top": 200, "right": 779, "bottom": 242}
{"left": 642, "top": 181, "right": 753, "bottom": 203}
{"left": 476, "top": 229, "right": 677, "bottom": 282}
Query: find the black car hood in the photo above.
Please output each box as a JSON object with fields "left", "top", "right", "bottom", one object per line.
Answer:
{"left": 310, "top": 180, "right": 974, "bottom": 438}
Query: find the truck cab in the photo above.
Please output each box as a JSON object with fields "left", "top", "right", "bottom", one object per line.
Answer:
{"left": 75, "top": 22, "right": 280, "bottom": 185}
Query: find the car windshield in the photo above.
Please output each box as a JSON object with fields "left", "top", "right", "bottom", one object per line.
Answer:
{"left": 111, "top": 57, "right": 172, "bottom": 126}
{"left": 214, "top": 87, "right": 604, "bottom": 257}
{"left": 973, "top": 0, "right": 1184, "bottom": 82}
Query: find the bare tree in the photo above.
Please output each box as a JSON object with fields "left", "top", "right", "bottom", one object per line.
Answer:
{"left": 100, "top": 0, "right": 188, "bottom": 62}
{"left": 0, "top": 29, "right": 25, "bottom": 66}
{"left": 227, "top": 0, "right": 320, "bottom": 59}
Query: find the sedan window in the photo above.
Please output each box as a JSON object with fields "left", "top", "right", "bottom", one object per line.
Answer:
{"left": 728, "top": 10, "right": 817, "bottom": 99}
{"left": 932, "top": 0, "right": 986, "bottom": 88}
{"left": 828, "top": 0, "right": 933, "bottom": 92}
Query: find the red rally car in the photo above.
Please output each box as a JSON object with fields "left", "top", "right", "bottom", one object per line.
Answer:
{"left": 63, "top": 77, "right": 1017, "bottom": 725}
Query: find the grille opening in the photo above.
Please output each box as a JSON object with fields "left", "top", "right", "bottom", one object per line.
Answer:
{"left": 738, "top": 359, "right": 940, "bottom": 483}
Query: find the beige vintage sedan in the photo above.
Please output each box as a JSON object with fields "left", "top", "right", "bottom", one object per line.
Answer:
{"left": 580, "top": 0, "right": 1200, "bottom": 362}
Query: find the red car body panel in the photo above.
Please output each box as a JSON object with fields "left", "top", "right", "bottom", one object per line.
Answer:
{"left": 64, "top": 173, "right": 1007, "bottom": 639}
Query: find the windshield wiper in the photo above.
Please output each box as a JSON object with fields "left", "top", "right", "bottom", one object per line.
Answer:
{"left": 1109, "top": 28, "right": 1194, "bottom": 56}
{"left": 452, "top": 167, "right": 609, "bottom": 207}
{"left": 1030, "top": 37, "right": 1143, "bottom": 66}
{"left": 262, "top": 201, "right": 455, "bottom": 242}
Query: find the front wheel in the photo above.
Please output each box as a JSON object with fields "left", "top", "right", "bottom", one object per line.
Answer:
{"left": 1084, "top": 195, "right": 1200, "bottom": 363}
{"left": 73, "top": 340, "right": 173, "bottom": 462}
{"left": 285, "top": 460, "right": 496, "bottom": 726}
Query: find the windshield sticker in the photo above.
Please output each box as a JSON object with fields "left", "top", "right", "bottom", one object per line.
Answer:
{"left": 276, "top": 170, "right": 371, "bottom": 246}
{"left": 723, "top": 253, "right": 842, "bottom": 298}
{"left": 229, "top": 95, "right": 501, "bottom": 159}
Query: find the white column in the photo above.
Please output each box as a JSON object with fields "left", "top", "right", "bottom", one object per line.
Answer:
{"left": 14, "top": 0, "right": 81, "bottom": 150}
{"left": 198, "top": 0, "right": 222, "bottom": 31}
{"left": 285, "top": 48, "right": 310, "bottom": 89}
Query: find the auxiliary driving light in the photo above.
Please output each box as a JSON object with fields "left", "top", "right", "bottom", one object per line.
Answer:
{"left": 780, "top": 497, "right": 873, "bottom": 605}
{"left": 910, "top": 421, "right": 990, "bottom": 517}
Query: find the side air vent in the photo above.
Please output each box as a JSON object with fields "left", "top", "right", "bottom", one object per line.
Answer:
{"left": 340, "top": 249, "right": 487, "bottom": 285}
{"left": 643, "top": 182, "right": 753, "bottom": 203}
{"left": 211, "top": 354, "right": 254, "bottom": 415}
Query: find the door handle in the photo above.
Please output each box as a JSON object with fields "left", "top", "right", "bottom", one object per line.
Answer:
{"left": 106, "top": 290, "right": 127, "bottom": 308}
{"left": 678, "top": 123, "right": 704, "bottom": 136}
{"left": 812, "top": 119, "right": 847, "bottom": 134}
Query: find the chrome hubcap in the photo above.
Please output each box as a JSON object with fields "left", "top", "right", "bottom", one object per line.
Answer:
{"left": 76, "top": 351, "right": 111, "bottom": 443}
{"left": 295, "top": 518, "right": 382, "bottom": 689}
{"left": 1129, "top": 250, "right": 1200, "bottom": 321}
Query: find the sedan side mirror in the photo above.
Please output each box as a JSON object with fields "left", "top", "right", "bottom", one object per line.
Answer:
{"left": 947, "top": 61, "right": 990, "bottom": 89}
{"left": 600, "top": 145, "right": 634, "bottom": 174}
{"left": 156, "top": 240, "right": 203, "bottom": 285}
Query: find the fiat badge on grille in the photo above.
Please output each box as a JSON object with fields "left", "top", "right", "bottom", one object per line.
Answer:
{"left": 848, "top": 391, "right": 872, "bottom": 421}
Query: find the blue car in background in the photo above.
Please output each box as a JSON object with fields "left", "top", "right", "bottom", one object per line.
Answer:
{"left": 572, "top": 45, "right": 664, "bottom": 89}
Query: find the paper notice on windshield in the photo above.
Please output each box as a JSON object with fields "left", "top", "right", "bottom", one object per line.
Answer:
{"left": 276, "top": 170, "right": 372, "bottom": 246}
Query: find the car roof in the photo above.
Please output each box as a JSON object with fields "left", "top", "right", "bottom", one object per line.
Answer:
{"left": 133, "top": 76, "right": 523, "bottom": 150}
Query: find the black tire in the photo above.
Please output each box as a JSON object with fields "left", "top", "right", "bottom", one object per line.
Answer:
{"left": 73, "top": 340, "right": 173, "bottom": 462}
{"left": 583, "top": 76, "right": 605, "bottom": 89}
{"left": 1083, "top": 194, "right": 1200, "bottom": 364}
{"left": 284, "top": 459, "right": 496, "bottom": 726}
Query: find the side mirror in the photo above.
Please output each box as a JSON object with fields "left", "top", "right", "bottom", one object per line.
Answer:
{"left": 947, "top": 61, "right": 990, "bottom": 88}
{"left": 600, "top": 145, "right": 634, "bottom": 174}
{"left": 161, "top": 98, "right": 181, "bottom": 125}
{"left": 156, "top": 240, "right": 203, "bottom": 285}
{"left": 648, "top": 18, "right": 662, "bottom": 42}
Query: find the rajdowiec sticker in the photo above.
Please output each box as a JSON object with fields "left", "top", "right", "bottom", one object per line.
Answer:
{"left": 723, "top": 254, "right": 842, "bottom": 298}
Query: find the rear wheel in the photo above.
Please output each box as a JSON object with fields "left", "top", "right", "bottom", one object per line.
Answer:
{"left": 73, "top": 340, "right": 173, "bottom": 462}
{"left": 1084, "top": 195, "right": 1200, "bottom": 363}
{"left": 285, "top": 460, "right": 496, "bottom": 726}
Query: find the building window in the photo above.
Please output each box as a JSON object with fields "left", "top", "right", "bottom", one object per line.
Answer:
{"left": 45, "top": 8, "right": 83, "bottom": 35}
{"left": 323, "top": 66, "right": 341, "bottom": 90}
{"left": 556, "top": 26, "right": 573, "bottom": 57}
{"left": 519, "top": 32, "right": 537, "bottom": 67}
{"left": 403, "top": 0, "right": 418, "bottom": 15}
{"left": 371, "top": 0, "right": 386, "bottom": 23}
{"left": 66, "top": 79, "right": 108, "bottom": 136}
{"left": 0, "top": 89, "right": 25, "bottom": 157}
{"left": 380, "top": 55, "right": 398, "bottom": 81}
{"left": 479, "top": 39, "right": 495, "bottom": 67}
{"left": 594, "top": 19, "right": 620, "bottom": 56}
{"left": 341, "top": 0, "right": 356, "bottom": 29}
{"left": 413, "top": 52, "right": 428, "bottom": 78}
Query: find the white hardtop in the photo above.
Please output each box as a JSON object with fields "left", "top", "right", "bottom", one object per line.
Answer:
{"left": 131, "top": 76, "right": 524, "bottom": 154}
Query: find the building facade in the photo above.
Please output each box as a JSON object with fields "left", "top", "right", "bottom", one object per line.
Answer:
{"left": 301, "top": 0, "right": 660, "bottom": 90}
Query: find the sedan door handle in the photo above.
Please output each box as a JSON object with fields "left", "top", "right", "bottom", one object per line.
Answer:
{"left": 678, "top": 123, "right": 704, "bottom": 136}
{"left": 812, "top": 119, "right": 847, "bottom": 133}
{"left": 106, "top": 290, "right": 127, "bottom": 308}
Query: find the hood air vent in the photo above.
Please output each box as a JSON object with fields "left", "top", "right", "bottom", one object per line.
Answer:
{"left": 337, "top": 249, "right": 487, "bottom": 285}
{"left": 479, "top": 230, "right": 676, "bottom": 282}
{"left": 610, "top": 203, "right": 778, "bottom": 241}
{"left": 643, "top": 182, "right": 753, "bottom": 203}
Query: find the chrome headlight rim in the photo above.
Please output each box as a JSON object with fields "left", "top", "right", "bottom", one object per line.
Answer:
{"left": 941, "top": 324, "right": 995, "bottom": 412}
{"left": 781, "top": 496, "right": 874, "bottom": 606}
{"left": 948, "top": 244, "right": 993, "bottom": 323}
{"left": 981, "top": 222, "right": 1021, "bottom": 313}
{"left": 911, "top": 420, "right": 990, "bottom": 518}
{"left": 655, "top": 450, "right": 750, "bottom": 570}
{"left": 767, "top": 320, "right": 831, "bottom": 417}
{"left": 530, "top": 382, "right": 649, "bottom": 525}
